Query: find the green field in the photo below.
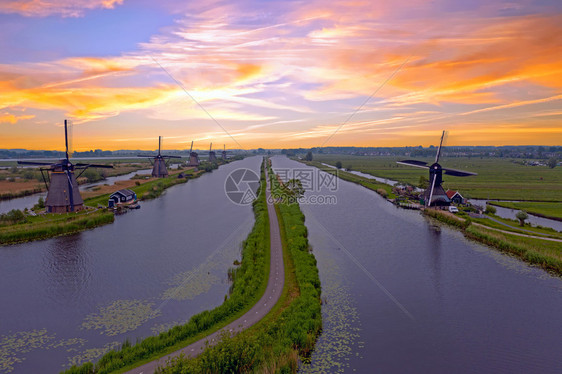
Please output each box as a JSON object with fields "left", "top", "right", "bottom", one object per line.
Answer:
{"left": 490, "top": 201, "right": 562, "bottom": 220}
{"left": 313, "top": 154, "right": 562, "bottom": 201}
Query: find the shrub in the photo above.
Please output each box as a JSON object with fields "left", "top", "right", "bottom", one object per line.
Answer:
{"left": 485, "top": 205, "right": 496, "bottom": 214}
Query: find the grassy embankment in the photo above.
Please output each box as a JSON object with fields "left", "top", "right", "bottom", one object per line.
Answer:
{"left": 313, "top": 154, "right": 562, "bottom": 201}
{"left": 0, "top": 162, "right": 222, "bottom": 246}
{"left": 424, "top": 209, "right": 562, "bottom": 275}
{"left": 156, "top": 159, "right": 321, "bottom": 373}
{"left": 462, "top": 212, "right": 562, "bottom": 239}
{"left": 299, "top": 158, "right": 562, "bottom": 275}
{"left": 300, "top": 159, "right": 396, "bottom": 199}
{"left": 489, "top": 201, "right": 562, "bottom": 221}
{"left": 63, "top": 161, "right": 270, "bottom": 374}
{"left": 0, "top": 209, "right": 115, "bottom": 245}
{"left": 0, "top": 162, "right": 152, "bottom": 200}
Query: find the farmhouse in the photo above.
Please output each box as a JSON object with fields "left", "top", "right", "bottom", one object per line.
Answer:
{"left": 446, "top": 190, "right": 464, "bottom": 204}
{"left": 108, "top": 189, "right": 137, "bottom": 208}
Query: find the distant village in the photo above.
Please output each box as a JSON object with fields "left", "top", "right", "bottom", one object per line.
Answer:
{"left": 2, "top": 145, "right": 561, "bottom": 162}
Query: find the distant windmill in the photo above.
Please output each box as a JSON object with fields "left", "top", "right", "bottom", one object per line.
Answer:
{"left": 222, "top": 144, "right": 227, "bottom": 160}
{"left": 17, "top": 119, "right": 113, "bottom": 213}
{"left": 138, "top": 136, "right": 181, "bottom": 178}
{"left": 187, "top": 141, "right": 200, "bottom": 167}
{"left": 397, "top": 131, "right": 477, "bottom": 207}
{"left": 209, "top": 143, "right": 217, "bottom": 163}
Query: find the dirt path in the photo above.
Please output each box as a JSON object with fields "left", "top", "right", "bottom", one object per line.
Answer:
{"left": 125, "top": 167, "right": 284, "bottom": 374}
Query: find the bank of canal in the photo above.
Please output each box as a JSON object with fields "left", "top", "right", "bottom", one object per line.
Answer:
{"left": 0, "top": 157, "right": 262, "bottom": 374}
{"left": 272, "top": 155, "right": 562, "bottom": 374}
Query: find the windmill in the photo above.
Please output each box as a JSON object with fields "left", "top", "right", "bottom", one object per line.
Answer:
{"left": 138, "top": 136, "right": 181, "bottom": 178}
{"left": 187, "top": 141, "right": 200, "bottom": 167}
{"left": 222, "top": 144, "right": 227, "bottom": 160}
{"left": 17, "top": 120, "right": 113, "bottom": 213}
{"left": 397, "top": 131, "right": 477, "bottom": 207}
{"left": 208, "top": 143, "right": 217, "bottom": 163}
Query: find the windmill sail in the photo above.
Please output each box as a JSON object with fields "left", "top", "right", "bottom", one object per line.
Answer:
{"left": 17, "top": 119, "right": 113, "bottom": 213}
{"left": 396, "top": 130, "right": 477, "bottom": 207}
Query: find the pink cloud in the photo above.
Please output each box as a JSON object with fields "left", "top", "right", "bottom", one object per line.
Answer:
{"left": 0, "top": 0, "right": 124, "bottom": 17}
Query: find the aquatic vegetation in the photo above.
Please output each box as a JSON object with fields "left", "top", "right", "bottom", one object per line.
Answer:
{"left": 66, "top": 342, "right": 121, "bottom": 368}
{"left": 159, "top": 162, "right": 322, "bottom": 373}
{"left": 300, "top": 258, "right": 361, "bottom": 374}
{"left": 0, "top": 329, "right": 85, "bottom": 373}
{"left": 64, "top": 161, "right": 269, "bottom": 373}
{"left": 163, "top": 270, "right": 219, "bottom": 301}
{"left": 161, "top": 243, "right": 240, "bottom": 301}
{"left": 81, "top": 300, "right": 161, "bottom": 336}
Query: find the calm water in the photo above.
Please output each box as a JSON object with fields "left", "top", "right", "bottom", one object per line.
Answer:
{"left": 0, "top": 157, "right": 262, "bottom": 373}
{"left": 0, "top": 164, "right": 183, "bottom": 214}
{"left": 272, "top": 156, "right": 562, "bottom": 374}
{"left": 469, "top": 199, "right": 562, "bottom": 232}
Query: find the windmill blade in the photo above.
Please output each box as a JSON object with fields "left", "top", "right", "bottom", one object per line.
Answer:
{"left": 396, "top": 160, "right": 429, "bottom": 169}
{"left": 428, "top": 173, "right": 437, "bottom": 207}
{"left": 443, "top": 167, "right": 477, "bottom": 177}
{"left": 435, "top": 130, "right": 445, "bottom": 163}
{"left": 210, "top": 143, "right": 212, "bottom": 152}
{"left": 161, "top": 155, "right": 182, "bottom": 159}
{"left": 17, "top": 160, "right": 55, "bottom": 166}
{"left": 137, "top": 154, "right": 155, "bottom": 158}
{"left": 158, "top": 136, "right": 162, "bottom": 156}
{"left": 189, "top": 141, "right": 193, "bottom": 154}
{"left": 65, "top": 169, "right": 75, "bottom": 211}
{"left": 75, "top": 163, "right": 114, "bottom": 169}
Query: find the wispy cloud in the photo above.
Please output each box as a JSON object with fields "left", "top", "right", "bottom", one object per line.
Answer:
{"left": 0, "top": 0, "right": 124, "bottom": 17}
{"left": 1, "top": 0, "right": 561, "bottom": 148}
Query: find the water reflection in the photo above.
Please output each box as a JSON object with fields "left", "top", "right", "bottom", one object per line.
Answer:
{"left": 41, "top": 234, "right": 91, "bottom": 306}
{"left": 425, "top": 220, "right": 442, "bottom": 299}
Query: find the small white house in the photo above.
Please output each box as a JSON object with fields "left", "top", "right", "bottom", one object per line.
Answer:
{"left": 108, "top": 189, "right": 137, "bottom": 208}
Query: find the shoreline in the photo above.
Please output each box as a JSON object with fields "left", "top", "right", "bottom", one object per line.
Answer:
{"left": 0, "top": 160, "right": 232, "bottom": 246}
{"left": 297, "top": 158, "right": 562, "bottom": 277}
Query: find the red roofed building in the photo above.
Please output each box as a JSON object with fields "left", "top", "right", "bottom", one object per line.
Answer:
{"left": 446, "top": 190, "right": 464, "bottom": 204}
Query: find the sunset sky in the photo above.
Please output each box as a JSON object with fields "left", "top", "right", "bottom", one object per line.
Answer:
{"left": 1, "top": 0, "right": 562, "bottom": 151}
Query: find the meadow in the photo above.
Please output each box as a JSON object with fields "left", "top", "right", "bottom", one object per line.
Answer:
{"left": 313, "top": 154, "right": 562, "bottom": 201}
{"left": 490, "top": 201, "right": 562, "bottom": 220}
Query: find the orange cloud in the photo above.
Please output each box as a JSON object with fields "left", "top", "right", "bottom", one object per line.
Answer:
{"left": 0, "top": 0, "right": 123, "bottom": 17}
{"left": 0, "top": 113, "right": 35, "bottom": 124}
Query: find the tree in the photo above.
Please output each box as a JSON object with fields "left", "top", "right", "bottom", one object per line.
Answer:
{"left": 547, "top": 157, "right": 557, "bottom": 169}
{"left": 516, "top": 210, "right": 528, "bottom": 226}
{"left": 335, "top": 161, "right": 342, "bottom": 169}
{"left": 304, "top": 151, "right": 313, "bottom": 161}
{"left": 484, "top": 205, "right": 496, "bottom": 215}
{"left": 418, "top": 175, "right": 429, "bottom": 189}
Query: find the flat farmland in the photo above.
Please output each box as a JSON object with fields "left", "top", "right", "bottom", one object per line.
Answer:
{"left": 313, "top": 155, "right": 562, "bottom": 201}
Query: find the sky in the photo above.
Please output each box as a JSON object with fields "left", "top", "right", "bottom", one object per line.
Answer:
{"left": 1, "top": 0, "right": 562, "bottom": 151}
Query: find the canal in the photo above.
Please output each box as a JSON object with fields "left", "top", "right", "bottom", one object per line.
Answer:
{"left": 271, "top": 156, "right": 562, "bottom": 374}
{"left": 0, "top": 156, "right": 262, "bottom": 373}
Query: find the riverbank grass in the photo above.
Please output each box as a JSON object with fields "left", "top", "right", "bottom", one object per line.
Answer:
{"left": 156, "top": 160, "right": 321, "bottom": 373}
{"left": 0, "top": 209, "right": 115, "bottom": 245}
{"left": 489, "top": 201, "right": 562, "bottom": 221}
{"left": 425, "top": 208, "right": 562, "bottom": 275}
{"left": 63, "top": 160, "right": 269, "bottom": 374}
